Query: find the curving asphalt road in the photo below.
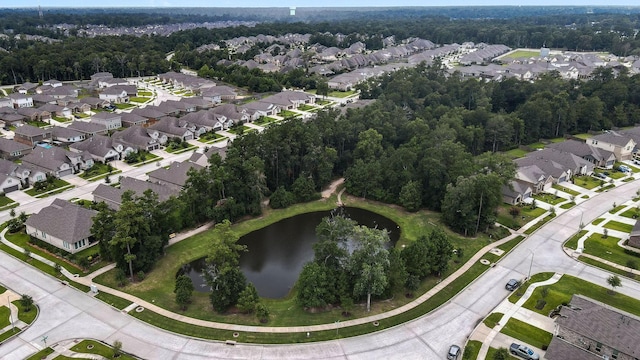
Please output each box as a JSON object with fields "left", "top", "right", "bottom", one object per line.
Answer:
{"left": 2, "top": 180, "right": 640, "bottom": 359}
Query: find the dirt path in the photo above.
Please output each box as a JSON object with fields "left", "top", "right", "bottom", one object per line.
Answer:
{"left": 321, "top": 177, "right": 344, "bottom": 199}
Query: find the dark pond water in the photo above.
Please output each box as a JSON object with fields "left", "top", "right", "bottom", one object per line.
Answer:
{"left": 177, "top": 207, "right": 399, "bottom": 298}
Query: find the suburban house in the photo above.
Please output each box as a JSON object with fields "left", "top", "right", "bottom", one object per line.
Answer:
{"left": 629, "top": 221, "right": 640, "bottom": 249}
{"left": 501, "top": 180, "right": 533, "bottom": 205}
{"left": 9, "top": 93, "right": 34, "bottom": 109}
{"left": 13, "top": 124, "right": 53, "bottom": 146}
{"left": 149, "top": 117, "right": 195, "bottom": 141}
{"left": 38, "top": 103, "right": 71, "bottom": 118}
{"left": 147, "top": 161, "right": 204, "bottom": 191}
{"left": 22, "top": 146, "right": 93, "bottom": 178}
{"left": 25, "top": 199, "right": 98, "bottom": 254}
{"left": 67, "top": 121, "right": 109, "bottom": 137}
{"left": 545, "top": 295, "right": 640, "bottom": 360}
{"left": 201, "top": 86, "right": 238, "bottom": 104}
{"left": 121, "top": 112, "right": 148, "bottom": 128}
{"left": 98, "top": 77, "right": 129, "bottom": 88}
{"left": 93, "top": 176, "right": 179, "bottom": 210}
{"left": 588, "top": 132, "right": 636, "bottom": 161}
{"left": 90, "top": 72, "right": 114, "bottom": 83}
{"left": 69, "top": 135, "right": 134, "bottom": 163}
{"left": 91, "top": 112, "right": 122, "bottom": 130}
{"left": 180, "top": 110, "right": 229, "bottom": 132}
{"left": 211, "top": 104, "right": 251, "bottom": 124}
{"left": 0, "top": 159, "right": 22, "bottom": 194}
{"left": 180, "top": 97, "right": 214, "bottom": 110}
{"left": 99, "top": 87, "right": 129, "bottom": 103}
{"left": 51, "top": 126, "right": 86, "bottom": 144}
{"left": 130, "top": 107, "right": 165, "bottom": 126}
{"left": 189, "top": 146, "right": 227, "bottom": 167}
{"left": 548, "top": 140, "right": 617, "bottom": 169}
{"left": 17, "top": 107, "right": 51, "bottom": 122}
{"left": 15, "top": 82, "right": 38, "bottom": 94}
{"left": 241, "top": 101, "right": 280, "bottom": 120}
{"left": 80, "top": 97, "right": 111, "bottom": 110}
{"left": 111, "top": 125, "right": 166, "bottom": 151}
{"left": 261, "top": 90, "right": 316, "bottom": 110}
{"left": 0, "top": 138, "right": 32, "bottom": 160}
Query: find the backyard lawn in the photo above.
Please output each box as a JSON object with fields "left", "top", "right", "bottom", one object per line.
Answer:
{"left": 328, "top": 90, "right": 356, "bottom": 98}
{"left": 501, "top": 50, "right": 540, "bottom": 59}
{"left": 505, "top": 148, "right": 529, "bottom": 159}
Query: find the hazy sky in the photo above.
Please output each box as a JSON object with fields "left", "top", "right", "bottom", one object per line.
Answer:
{"left": 4, "top": 1, "right": 640, "bottom": 7}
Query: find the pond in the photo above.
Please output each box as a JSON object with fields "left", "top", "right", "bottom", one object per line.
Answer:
{"left": 177, "top": 207, "right": 399, "bottom": 299}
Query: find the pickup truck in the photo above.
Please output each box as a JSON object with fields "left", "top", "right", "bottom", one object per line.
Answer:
{"left": 510, "top": 343, "right": 540, "bottom": 360}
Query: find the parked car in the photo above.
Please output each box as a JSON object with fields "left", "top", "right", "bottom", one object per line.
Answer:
{"left": 510, "top": 343, "right": 540, "bottom": 360}
{"left": 447, "top": 345, "right": 461, "bottom": 360}
{"left": 618, "top": 165, "right": 631, "bottom": 173}
{"left": 505, "top": 279, "right": 520, "bottom": 291}
{"left": 593, "top": 172, "right": 607, "bottom": 179}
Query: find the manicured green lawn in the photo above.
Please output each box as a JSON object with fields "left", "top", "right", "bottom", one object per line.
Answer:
{"left": 524, "top": 214, "right": 555, "bottom": 235}
{"left": 508, "top": 272, "right": 555, "bottom": 303}
{"left": 552, "top": 184, "right": 580, "bottom": 196}
{"left": 483, "top": 312, "right": 503, "bottom": 328}
{"left": 0, "top": 327, "right": 21, "bottom": 342}
{"left": 0, "top": 306, "right": 10, "bottom": 328}
{"left": 463, "top": 340, "right": 482, "bottom": 360}
{"left": 501, "top": 318, "right": 553, "bottom": 349}
{"left": 560, "top": 202, "right": 574, "bottom": 209}
{"left": 592, "top": 218, "right": 605, "bottom": 225}
{"left": 4, "top": 230, "right": 86, "bottom": 275}
{"left": 521, "top": 274, "right": 640, "bottom": 317}
{"left": 579, "top": 256, "right": 636, "bottom": 280}
{"left": 603, "top": 220, "right": 633, "bottom": 233}
{"left": 71, "top": 340, "right": 137, "bottom": 360}
{"left": 564, "top": 230, "right": 587, "bottom": 250}
{"left": 620, "top": 208, "right": 640, "bottom": 219}
{"left": 0, "top": 195, "right": 16, "bottom": 207}
{"left": 12, "top": 300, "right": 38, "bottom": 324}
{"left": 596, "top": 184, "right": 615, "bottom": 192}
{"left": 504, "top": 148, "right": 529, "bottom": 159}
{"left": 532, "top": 193, "right": 565, "bottom": 205}
{"left": 0, "top": 284, "right": 6, "bottom": 293}
{"left": 115, "top": 103, "right": 135, "bottom": 110}
{"left": 95, "top": 292, "right": 133, "bottom": 310}
{"left": 79, "top": 162, "right": 116, "bottom": 180}
{"left": 297, "top": 104, "right": 316, "bottom": 111}
{"left": 279, "top": 110, "right": 299, "bottom": 118}
{"left": 138, "top": 91, "right": 153, "bottom": 96}
{"left": 501, "top": 50, "right": 540, "bottom": 59}
{"left": 25, "top": 347, "right": 54, "bottom": 360}
{"left": 316, "top": 99, "right": 332, "bottom": 106}
{"left": 496, "top": 205, "right": 545, "bottom": 230}
{"left": 573, "top": 133, "right": 593, "bottom": 140}
{"left": 165, "top": 143, "right": 197, "bottom": 154}
{"left": 25, "top": 179, "right": 73, "bottom": 197}
{"left": 328, "top": 90, "right": 355, "bottom": 98}
{"left": 610, "top": 205, "right": 626, "bottom": 214}
{"left": 130, "top": 96, "right": 151, "bottom": 103}
{"left": 595, "top": 168, "right": 626, "bottom": 180}
{"left": 497, "top": 235, "right": 526, "bottom": 253}
{"left": 573, "top": 175, "right": 603, "bottom": 190}
{"left": 254, "top": 116, "right": 279, "bottom": 126}
{"left": 94, "top": 197, "right": 495, "bottom": 335}
{"left": 582, "top": 233, "right": 640, "bottom": 267}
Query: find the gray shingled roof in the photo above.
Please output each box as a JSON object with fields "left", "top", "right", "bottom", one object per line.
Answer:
{"left": 545, "top": 337, "right": 603, "bottom": 360}
{"left": 120, "top": 176, "right": 178, "bottom": 202}
{"left": 14, "top": 124, "right": 50, "bottom": 137}
{"left": 148, "top": 161, "right": 203, "bottom": 187}
{"left": 556, "top": 295, "right": 640, "bottom": 358}
{"left": 591, "top": 132, "right": 634, "bottom": 147}
{"left": 25, "top": 199, "right": 97, "bottom": 243}
{"left": 0, "top": 138, "right": 31, "bottom": 153}
{"left": 67, "top": 121, "right": 107, "bottom": 134}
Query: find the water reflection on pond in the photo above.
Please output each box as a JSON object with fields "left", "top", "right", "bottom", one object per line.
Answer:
{"left": 178, "top": 207, "right": 399, "bottom": 298}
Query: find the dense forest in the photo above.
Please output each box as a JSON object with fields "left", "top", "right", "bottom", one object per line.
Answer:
{"left": 1, "top": 11, "right": 640, "bottom": 84}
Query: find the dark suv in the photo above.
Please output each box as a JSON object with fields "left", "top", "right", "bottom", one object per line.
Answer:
{"left": 505, "top": 279, "right": 520, "bottom": 291}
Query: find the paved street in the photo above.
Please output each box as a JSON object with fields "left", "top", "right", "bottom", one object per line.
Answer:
{"left": 2, "top": 167, "right": 640, "bottom": 359}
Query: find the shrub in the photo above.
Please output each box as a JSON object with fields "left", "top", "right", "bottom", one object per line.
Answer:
{"left": 535, "top": 299, "right": 547, "bottom": 310}
{"left": 137, "top": 271, "right": 146, "bottom": 281}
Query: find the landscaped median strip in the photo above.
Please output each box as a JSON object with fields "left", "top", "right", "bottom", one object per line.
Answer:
{"left": 77, "top": 233, "right": 526, "bottom": 343}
